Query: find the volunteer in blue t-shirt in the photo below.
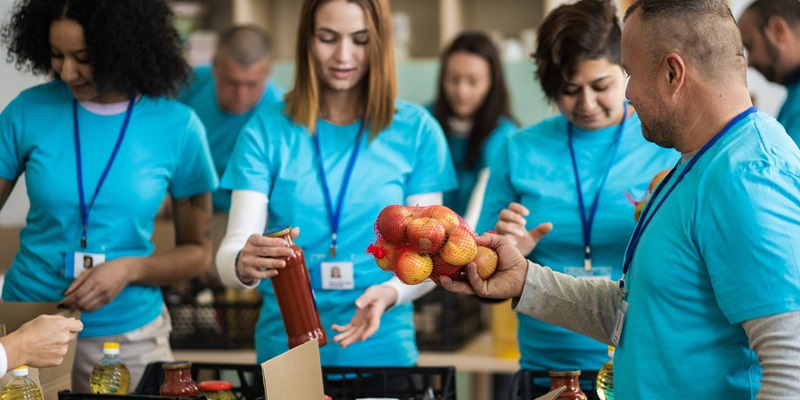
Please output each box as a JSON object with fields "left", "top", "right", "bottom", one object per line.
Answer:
{"left": 215, "top": 0, "right": 456, "bottom": 366}
{"left": 428, "top": 32, "right": 518, "bottom": 225}
{"left": 477, "top": 0, "right": 676, "bottom": 391}
{"left": 0, "top": 0, "right": 217, "bottom": 392}
{"left": 178, "top": 25, "right": 285, "bottom": 212}
{"left": 443, "top": 1, "right": 800, "bottom": 398}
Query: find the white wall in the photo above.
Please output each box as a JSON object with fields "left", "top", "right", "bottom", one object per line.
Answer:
{"left": 0, "top": 1, "right": 43, "bottom": 226}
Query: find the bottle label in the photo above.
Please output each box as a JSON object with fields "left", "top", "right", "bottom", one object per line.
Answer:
{"left": 320, "top": 261, "right": 354, "bottom": 290}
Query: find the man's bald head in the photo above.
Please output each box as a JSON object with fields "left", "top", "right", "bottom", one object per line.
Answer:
{"left": 624, "top": 0, "right": 746, "bottom": 85}
{"left": 216, "top": 25, "right": 273, "bottom": 67}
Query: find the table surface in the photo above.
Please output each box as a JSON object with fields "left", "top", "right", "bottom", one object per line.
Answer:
{"left": 174, "top": 331, "right": 520, "bottom": 374}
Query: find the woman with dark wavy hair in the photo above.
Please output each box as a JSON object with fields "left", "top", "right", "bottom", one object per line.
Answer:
{"left": 0, "top": 0, "right": 217, "bottom": 391}
{"left": 431, "top": 32, "right": 518, "bottom": 226}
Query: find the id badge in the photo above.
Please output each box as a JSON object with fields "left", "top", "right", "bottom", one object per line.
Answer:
{"left": 64, "top": 251, "right": 105, "bottom": 279}
{"left": 321, "top": 261, "right": 354, "bottom": 290}
{"left": 611, "top": 298, "right": 629, "bottom": 347}
{"left": 564, "top": 266, "right": 612, "bottom": 280}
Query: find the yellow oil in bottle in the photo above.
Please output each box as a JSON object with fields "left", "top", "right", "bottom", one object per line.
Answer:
{"left": 490, "top": 301, "right": 520, "bottom": 359}
{"left": 89, "top": 342, "right": 130, "bottom": 394}
{"left": 1, "top": 367, "right": 43, "bottom": 400}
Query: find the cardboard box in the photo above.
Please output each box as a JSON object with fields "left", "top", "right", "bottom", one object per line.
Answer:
{"left": 0, "top": 303, "right": 80, "bottom": 400}
{"left": 261, "top": 339, "right": 324, "bottom": 400}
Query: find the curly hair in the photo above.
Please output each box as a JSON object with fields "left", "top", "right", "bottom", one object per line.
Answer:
{"left": 2, "top": 0, "right": 190, "bottom": 98}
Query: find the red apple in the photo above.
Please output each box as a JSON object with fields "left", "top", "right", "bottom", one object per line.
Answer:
{"left": 406, "top": 217, "right": 446, "bottom": 253}
{"left": 367, "top": 237, "right": 396, "bottom": 272}
{"left": 430, "top": 253, "right": 463, "bottom": 282}
{"left": 422, "top": 205, "right": 461, "bottom": 231}
{"left": 439, "top": 228, "right": 478, "bottom": 266}
{"left": 473, "top": 246, "right": 498, "bottom": 279}
{"left": 376, "top": 205, "right": 414, "bottom": 246}
{"left": 393, "top": 247, "right": 433, "bottom": 285}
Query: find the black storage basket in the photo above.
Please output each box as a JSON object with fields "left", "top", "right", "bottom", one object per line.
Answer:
{"left": 414, "top": 286, "right": 483, "bottom": 351}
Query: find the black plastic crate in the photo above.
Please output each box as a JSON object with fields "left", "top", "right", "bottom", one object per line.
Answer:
{"left": 134, "top": 362, "right": 456, "bottom": 400}
{"left": 59, "top": 392, "right": 204, "bottom": 400}
{"left": 163, "top": 282, "right": 262, "bottom": 350}
{"left": 512, "top": 369, "right": 599, "bottom": 400}
{"left": 414, "top": 286, "right": 483, "bottom": 351}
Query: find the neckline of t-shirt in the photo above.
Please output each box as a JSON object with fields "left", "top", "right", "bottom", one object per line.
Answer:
{"left": 78, "top": 95, "right": 142, "bottom": 116}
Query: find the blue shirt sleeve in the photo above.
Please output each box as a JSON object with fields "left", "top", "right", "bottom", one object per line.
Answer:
{"left": 169, "top": 110, "right": 219, "bottom": 198}
{"left": 0, "top": 96, "right": 24, "bottom": 181}
{"left": 220, "top": 110, "right": 274, "bottom": 195}
{"left": 697, "top": 163, "right": 800, "bottom": 323}
{"left": 405, "top": 110, "right": 457, "bottom": 196}
{"left": 480, "top": 118, "right": 518, "bottom": 169}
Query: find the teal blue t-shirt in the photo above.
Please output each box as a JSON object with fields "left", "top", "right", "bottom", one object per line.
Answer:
{"left": 0, "top": 81, "right": 218, "bottom": 337}
{"left": 479, "top": 112, "right": 677, "bottom": 372}
{"left": 221, "top": 100, "right": 457, "bottom": 365}
{"left": 617, "top": 111, "right": 800, "bottom": 399}
{"left": 777, "top": 79, "right": 800, "bottom": 146}
{"left": 179, "top": 65, "right": 285, "bottom": 211}
{"left": 444, "top": 117, "right": 517, "bottom": 217}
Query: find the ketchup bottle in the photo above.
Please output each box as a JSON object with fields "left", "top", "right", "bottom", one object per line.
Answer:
{"left": 264, "top": 226, "right": 328, "bottom": 348}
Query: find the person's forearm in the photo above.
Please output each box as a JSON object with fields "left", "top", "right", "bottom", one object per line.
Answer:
{"left": 129, "top": 193, "right": 212, "bottom": 285}
{"left": 216, "top": 190, "right": 268, "bottom": 289}
{"left": 744, "top": 311, "right": 800, "bottom": 399}
{"left": 512, "top": 260, "right": 619, "bottom": 344}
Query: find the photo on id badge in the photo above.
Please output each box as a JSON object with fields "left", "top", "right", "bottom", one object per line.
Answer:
{"left": 319, "top": 259, "right": 355, "bottom": 290}
{"left": 64, "top": 251, "right": 106, "bottom": 278}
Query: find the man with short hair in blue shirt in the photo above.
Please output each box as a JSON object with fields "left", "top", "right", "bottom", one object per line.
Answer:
{"left": 179, "top": 25, "right": 285, "bottom": 212}
{"left": 739, "top": 0, "right": 800, "bottom": 144}
{"left": 440, "top": 0, "right": 800, "bottom": 398}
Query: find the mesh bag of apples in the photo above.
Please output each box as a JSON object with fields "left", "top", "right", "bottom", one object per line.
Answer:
{"left": 366, "top": 204, "right": 498, "bottom": 285}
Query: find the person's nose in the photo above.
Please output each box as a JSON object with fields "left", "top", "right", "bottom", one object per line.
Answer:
{"left": 579, "top": 88, "right": 597, "bottom": 110}
{"left": 334, "top": 38, "right": 353, "bottom": 63}
{"left": 60, "top": 57, "right": 79, "bottom": 83}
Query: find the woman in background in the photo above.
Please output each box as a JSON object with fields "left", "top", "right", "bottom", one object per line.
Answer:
{"left": 0, "top": 0, "right": 217, "bottom": 391}
{"left": 431, "top": 32, "right": 518, "bottom": 226}
{"left": 215, "top": 0, "right": 456, "bottom": 367}
{"left": 477, "top": 0, "right": 676, "bottom": 396}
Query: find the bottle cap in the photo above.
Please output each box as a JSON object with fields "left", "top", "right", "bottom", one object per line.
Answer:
{"left": 263, "top": 226, "right": 291, "bottom": 238}
{"left": 162, "top": 361, "right": 192, "bottom": 370}
{"left": 198, "top": 380, "right": 233, "bottom": 391}
{"left": 11, "top": 366, "right": 28, "bottom": 376}
{"left": 548, "top": 370, "right": 581, "bottom": 377}
{"left": 103, "top": 342, "right": 120, "bottom": 355}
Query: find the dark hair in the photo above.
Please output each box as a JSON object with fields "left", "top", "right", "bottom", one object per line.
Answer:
{"left": 534, "top": 0, "right": 621, "bottom": 102}
{"left": 432, "top": 32, "right": 516, "bottom": 170}
{"left": 2, "top": 0, "right": 190, "bottom": 98}
{"left": 217, "top": 25, "right": 274, "bottom": 67}
{"left": 744, "top": 0, "right": 800, "bottom": 30}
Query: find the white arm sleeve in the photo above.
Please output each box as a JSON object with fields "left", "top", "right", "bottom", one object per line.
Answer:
{"left": 379, "top": 192, "right": 443, "bottom": 305}
{"left": 0, "top": 342, "right": 7, "bottom": 378}
{"left": 216, "top": 189, "right": 269, "bottom": 289}
{"left": 464, "top": 167, "right": 489, "bottom": 229}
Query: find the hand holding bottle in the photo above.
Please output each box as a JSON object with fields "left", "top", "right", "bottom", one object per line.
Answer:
{"left": 236, "top": 227, "right": 299, "bottom": 283}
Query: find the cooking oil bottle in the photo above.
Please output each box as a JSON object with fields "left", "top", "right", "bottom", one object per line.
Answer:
{"left": 1, "top": 366, "right": 43, "bottom": 400}
{"left": 596, "top": 346, "right": 614, "bottom": 400}
{"left": 89, "top": 342, "right": 130, "bottom": 394}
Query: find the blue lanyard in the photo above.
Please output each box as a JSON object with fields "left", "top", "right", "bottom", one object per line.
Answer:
{"left": 73, "top": 97, "right": 135, "bottom": 249}
{"left": 619, "top": 106, "right": 757, "bottom": 295}
{"left": 568, "top": 102, "right": 628, "bottom": 272}
{"left": 312, "top": 120, "right": 366, "bottom": 257}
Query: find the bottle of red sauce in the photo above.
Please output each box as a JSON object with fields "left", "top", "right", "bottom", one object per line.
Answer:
{"left": 264, "top": 226, "right": 328, "bottom": 348}
{"left": 159, "top": 361, "right": 199, "bottom": 397}
{"left": 549, "top": 370, "right": 588, "bottom": 400}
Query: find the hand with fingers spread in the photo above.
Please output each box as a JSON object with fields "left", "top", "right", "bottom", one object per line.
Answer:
{"left": 59, "top": 258, "right": 137, "bottom": 312}
{"left": 235, "top": 227, "right": 299, "bottom": 284}
{"left": 494, "top": 202, "right": 554, "bottom": 256}
{"left": 439, "top": 232, "right": 529, "bottom": 299}
{"left": 330, "top": 285, "right": 398, "bottom": 348}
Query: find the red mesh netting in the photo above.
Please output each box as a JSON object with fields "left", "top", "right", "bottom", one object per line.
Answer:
{"left": 366, "top": 204, "right": 498, "bottom": 285}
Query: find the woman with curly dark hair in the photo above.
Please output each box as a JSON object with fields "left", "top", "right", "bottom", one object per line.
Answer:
{"left": 0, "top": 0, "right": 217, "bottom": 391}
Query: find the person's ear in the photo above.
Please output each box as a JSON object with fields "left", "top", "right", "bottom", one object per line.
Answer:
{"left": 764, "top": 15, "right": 791, "bottom": 45}
{"left": 662, "top": 53, "right": 686, "bottom": 94}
